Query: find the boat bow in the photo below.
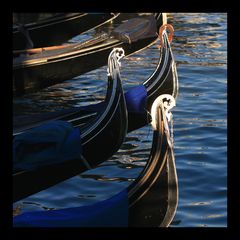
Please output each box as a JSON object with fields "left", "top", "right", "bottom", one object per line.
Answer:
{"left": 13, "top": 48, "right": 128, "bottom": 202}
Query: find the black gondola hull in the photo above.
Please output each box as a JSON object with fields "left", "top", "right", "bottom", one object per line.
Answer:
{"left": 128, "top": 104, "right": 178, "bottom": 227}
{"left": 13, "top": 13, "right": 118, "bottom": 50}
{"left": 13, "top": 32, "right": 178, "bottom": 135}
{"left": 13, "top": 37, "right": 157, "bottom": 96}
{"left": 13, "top": 95, "right": 178, "bottom": 227}
{"left": 13, "top": 13, "right": 165, "bottom": 96}
{"left": 13, "top": 49, "right": 128, "bottom": 202}
{"left": 13, "top": 97, "right": 127, "bottom": 202}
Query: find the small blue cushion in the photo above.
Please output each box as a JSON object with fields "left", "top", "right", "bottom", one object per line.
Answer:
{"left": 125, "top": 85, "right": 147, "bottom": 113}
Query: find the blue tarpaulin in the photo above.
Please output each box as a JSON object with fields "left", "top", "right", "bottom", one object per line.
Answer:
{"left": 13, "top": 189, "right": 129, "bottom": 227}
{"left": 13, "top": 120, "right": 82, "bottom": 171}
{"left": 125, "top": 85, "right": 147, "bottom": 113}
{"left": 12, "top": 86, "right": 148, "bottom": 227}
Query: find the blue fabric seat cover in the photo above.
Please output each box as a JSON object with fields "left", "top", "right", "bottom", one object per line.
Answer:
{"left": 13, "top": 189, "right": 128, "bottom": 227}
{"left": 13, "top": 120, "right": 82, "bottom": 171}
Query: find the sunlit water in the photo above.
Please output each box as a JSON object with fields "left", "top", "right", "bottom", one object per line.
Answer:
{"left": 13, "top": 13, "right": 227, "bottom": 227}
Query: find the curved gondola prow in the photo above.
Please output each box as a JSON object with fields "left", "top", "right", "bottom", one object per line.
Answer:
{"left": 126, "top": 28, "right": 179, "bottom": 133}
{"left": 80, "top": 48, "right": 128, "bottom": 167}
{"left": 123, "top": 20, "right": 180, "bottom": 137}
{"left": 128, "top": 95, "right": 178, "bottom": 227}
{"left": 13, "top": 30, "right": 177, "bottom": 135}
{"left": 12, "top": 48, "right": 125, "bottom": 137}
{"left": 143, "top": 30, "right": 179, "bottom": 111}
{"left": 13, "top": 48, "right": 128, "bottom": 203}
{"left": 12, "top": 95, "right": 177, "bottom": 227}
{"left": 73, "top": 48, "right": 126, "bottom": 134}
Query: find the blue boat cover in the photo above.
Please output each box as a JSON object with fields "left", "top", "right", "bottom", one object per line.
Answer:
{"left": 13, "top": 189, "right": 129, "bottom": 227}
{"left": 13, "top": 120, "right": 82, "bottom": 171}
{"left": 12, "top": 86, "right": 147, "bottom": 227}
{"left": 125, "top": 85, "right": 147, "bottom": 113}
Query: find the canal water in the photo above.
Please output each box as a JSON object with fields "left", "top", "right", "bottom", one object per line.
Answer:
{"left": 13, "top": 13, "right": 227, "bottom": 227}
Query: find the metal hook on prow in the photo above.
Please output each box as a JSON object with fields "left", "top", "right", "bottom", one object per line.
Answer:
{"left": 157, "top": 23, "right": 174, "bottom": 49}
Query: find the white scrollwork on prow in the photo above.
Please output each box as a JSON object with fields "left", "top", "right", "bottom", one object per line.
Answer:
{"left": 151, "top": 94, "right": 176, "bottom": 148}
{"left": 107, "top": 48, "right": 125, "bottom": 76}
{"left": 114, "top": 47, "right": 125, "bottom": 65}
{"left": 150, "top": 94, "right": 176, "bottom": 131}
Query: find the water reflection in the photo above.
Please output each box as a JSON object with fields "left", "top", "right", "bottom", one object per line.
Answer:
{"left": 169, "top": 13, "right": 227, "bottom": 68}
{"left": 80, "top": 174, "right": 134, "bottom": 183}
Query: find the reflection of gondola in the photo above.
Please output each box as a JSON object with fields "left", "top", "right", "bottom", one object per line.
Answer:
{"left": 13, "top": 13, "right": 165, "bottom": 96}
{"left": 13, "top": 13, "right": 119, "bottom": 50}
{"left": 14, "top": 30, "right": 178, "bottom": 136}
{"left": 13, "top": 48, "right": 128, "bottom": 203}
{"left": 13, "top": 95, "right": 178, "bottom": 227}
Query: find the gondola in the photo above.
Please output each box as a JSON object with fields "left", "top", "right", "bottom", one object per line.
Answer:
{"left": 13, "top": 48, "right": 128, "bottom": 203}
{"left": 14, "top": 29, "right": 178, "bottom": 135}
{"left": 13, "top": 13, "right": 165, "bottom": 96}
{"left": 13, "top": 13, "right": 119, "bottom": 50}
{"left": 13, "top": 94, "right": 178, "bottom": 227}
{"left": 13, "top": 27, "right": 178, "bottom": 202}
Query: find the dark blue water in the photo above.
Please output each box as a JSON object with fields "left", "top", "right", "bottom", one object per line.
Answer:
{"left": 170, "top": 13, "right": 227, "bottom": 227}
{"left": 13, "top": 13, "right": 227, "bottom": 227}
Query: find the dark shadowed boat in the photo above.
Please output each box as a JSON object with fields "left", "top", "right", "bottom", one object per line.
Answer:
{"left": 14, "top": 30, "right": 178, "bottom": 135}
{"left": 13, "top": 13, "right": 165, "bottom": 96}
{"left": 13, "top": 94, "right": 178, "bottom": 227}
{"left": 13, "top": 24, "right": 179, "bottom": 226}
{"left": 13, "top": 24, "right": 179, "bottom": 202}
{"left": 13, "top": 48, "right": 128, "bottom": 203}
{"left": 13, "top": 13, "right": 119, "bottom": 50}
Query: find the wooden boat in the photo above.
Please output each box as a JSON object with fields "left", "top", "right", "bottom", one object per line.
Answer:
{"left": 14, "top": 30, "right": 178, "bottom": 135}
{"left": 13, "top": 48, "right": 128, "bottom": 203}
{"left": 13, "top": 26, "right": 178, "bottom": 199}
{"left": 13, "top": 94, "right": 178, "bottom": 227}
{"left": 13, "top": 13, "right": 165, "bottom": 96}
{"left": 128, "top": 94, "right": 178, "bottom": 227}
{"left": 13, "top": 13, "right": 119, "bottom": 50}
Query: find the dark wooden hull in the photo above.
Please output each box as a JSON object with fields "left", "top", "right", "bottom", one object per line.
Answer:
{"left": 13, "top": 13, "right": 118, "bottom": 50}
{"left": 13, "top": 31, "right": 178, "bottom": 138}
{"left": 13, "top": 13, "right": 164, "bottom": 96}
{"left": 13, "top": 48, "right": 128, "bottom": 202}
{"left": 13, "top": 37, "right": 157, "bottom": 96}
{"left": 128, "top": 105, "right": 178, "bottom": 227}
{"left": 13, "top": 97, "right": 178, "bottom": 227}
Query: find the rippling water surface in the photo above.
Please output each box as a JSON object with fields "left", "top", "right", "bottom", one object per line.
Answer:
{"left": 13, "top": 13, "right": 227, "bottom": 227}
